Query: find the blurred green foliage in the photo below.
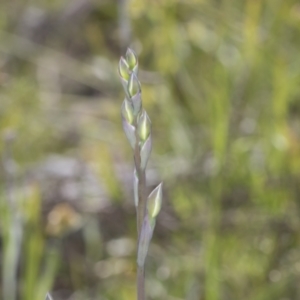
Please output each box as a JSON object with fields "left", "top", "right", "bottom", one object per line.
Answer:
{"left": 1, "top": 0, "right": 300, "bottom": 299}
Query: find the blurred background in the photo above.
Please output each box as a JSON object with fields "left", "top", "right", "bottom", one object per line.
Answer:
{"left": 1, "top": 0, "right": 300, "bottom": 299}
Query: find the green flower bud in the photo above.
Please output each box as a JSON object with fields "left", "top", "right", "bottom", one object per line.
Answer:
{"left": 147, "top": 183, "right": 163, "bottom": 220}
{"left": 121, "top": 99, "right": 134, "bottom": 125}
{"left": 126, "top": 48, "right": 138, "bottom": 70}
{"left": 127, "top": 73, "right": 141, "bottom": 98}
{"left": 137, "top": 111, "right": 151, "bottom": 142}
{"left": 118, "top": 57, "right": 130, "bottom": 81}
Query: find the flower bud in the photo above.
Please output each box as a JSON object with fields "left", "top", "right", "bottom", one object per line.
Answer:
{"left": 147, "top": 183, "right": 163, "bottom": 220}
{"left": 121, "top": 99, "right": 134, "bottom": 125}
{"left": 127, "top": 73, "right": 141, "bottom": 98}
{"left": 126, "top": 48, "right": 138, "bottom": 71}
{"left": 137, "top": 111, "right": 151, "bottom": 142}
{"left": 118, "top": 57, "right": 130, "bottom": 81}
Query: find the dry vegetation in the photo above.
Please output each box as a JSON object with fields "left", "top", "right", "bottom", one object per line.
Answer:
{"left": 1, "top": 0, "right": 300, "bottom": 299}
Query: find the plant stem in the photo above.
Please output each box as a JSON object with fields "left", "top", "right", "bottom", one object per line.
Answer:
{"left": 137, "top": 168, "right": 146, "bottom": 233}
{"left": 137, "top": 265, "right": 145, "bottom": 300}
{"left": 134, "top": 125, "right": 147, "bottom": 300}
{"left": 134, "top": 131, "right": 147, "bottom": 235}
{"left": 136, "top": 165, "right": 146, "bottom": 300}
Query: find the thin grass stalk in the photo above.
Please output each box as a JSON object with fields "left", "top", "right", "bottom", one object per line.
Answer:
{"left": 134, "top": 139, "right": 146, "bottom": 299}
{"left": 118, "top": 49, "right": 163, "bottom": 300}
{"left": 2, "top": 131, "right": 23, "bottom": 300}
{"left": 134, "top": 139, "right": 147, "bottom": 233}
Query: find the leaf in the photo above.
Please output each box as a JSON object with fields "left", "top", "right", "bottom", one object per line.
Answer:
{"left": 122, "top": 118, "right": 136, "bottom": 149}
{"left": 140, "top": 135, "right": 152, "bottom": 170}
{"left": 137, "top": 214, "right": 154, "bottom": 267}
{"left": 131, "top": 92, "right": 142, "bottom": 116}
{"left": 120, "top": 77, "right": 130, "bottom": 99}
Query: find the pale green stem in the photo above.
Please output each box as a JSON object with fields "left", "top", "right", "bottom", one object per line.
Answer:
{"left": 134, "top": 120, "right": 147, "bottom": 300}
